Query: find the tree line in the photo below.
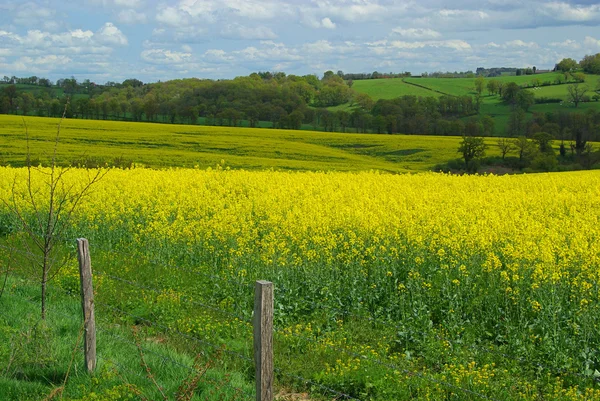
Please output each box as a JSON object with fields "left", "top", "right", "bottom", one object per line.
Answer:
{"left": 0, "top": 54, "right": 599, "bottom": 144}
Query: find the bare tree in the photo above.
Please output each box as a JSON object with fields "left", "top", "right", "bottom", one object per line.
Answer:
{"left": 567, "top": 83, "right": 588, "bottom": 108}
{"left": 5, "top": 107, "right": 107, "bottom": 319}
{"left": 497, "top": 138, "right": 515, "bottom": 160}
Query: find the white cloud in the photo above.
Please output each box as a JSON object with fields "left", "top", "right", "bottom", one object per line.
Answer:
{"left": 539, "top": 2, "right": 600, "bottom": 22}
{"left": 114, "top": 0, "right": 144, "bottom": 8}
{"left": 549, "top": 39, "right": 581, "bottom": 49}
{"left": 13, "top": 2, "right": 58, "bottom": 30}
{"left": 220, "top": 24, "right": 277, "bottom": 40}
{"left": 181, "top": 44, "right": 193, "bottom": 52}
{"left": 504, "top": 40, "right": 538, "bottom": 49}
{"left": 0, "top": 24, "right": 127, "bottom": 57}
{"left": 156, "top": 7, "right": 193, "bottom": 27}
{"left": 141, "top": 49, "right": 192, "bottom": 64}
{"left": 392, "top": 27, "right": 441, "bottom": 39}
{"left": 95, "top": 23, "right": 128, "bottom": 46}
{"left": 117, "top": 9, "right": 147, "bottom": 24}
{"left": 303, "top": 40, "right": 335, "bottom": 54}
{"left": 390, "top": 39, "right": 471, "bottom": 51}
{"left": 203, "top": 49, "right": 234, "bottom": 63}
{"left": 583, "top": 36, "right": 600, "bottom": 49}
{"left": 156, "top": 0, "right": 286, "bottom": 28}
{"left": 88, "top": 0, "right": 145, "bottom": 9}
{"left": 321, "top": 17, "right": 336, "bottom": 29}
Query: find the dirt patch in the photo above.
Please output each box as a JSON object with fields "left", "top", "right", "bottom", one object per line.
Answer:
{"left": 276, "top": 388, "right": 312, "bottom": 401}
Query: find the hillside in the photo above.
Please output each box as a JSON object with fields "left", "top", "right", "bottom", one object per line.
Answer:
{"left": 348, "top": 72, "right": 600, "bottom": 134}
{"left": 0, "top": 114, "right": 508, "bottom": 172}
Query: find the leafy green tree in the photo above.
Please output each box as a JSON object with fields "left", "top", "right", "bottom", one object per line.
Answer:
{"left": 501, "top": 82, "right": 520, "bottom": 105}
{"left": 556, "top": 58, "right": 578, "bottom": 72}
{"left": 579, "top": 53, "right": 600, "bottom": 74}
{"left": 288, "top": 110, "right": 304, "bottom": 130}
{"left": 458, "top": 136, "right": 487, "bottom": 171}
{"left": 17, "top": 92, "right": 35, "bottom": 115}
{"left": 474, "top": 76, "right": 485, "bottom": 96}
{"left": 354, "top": 93, "right": 374, "bottom": 111}
{"left": 516, "top": 90, "right": 535, "bottom": 111}
{"left": 481, "top": 115, "right": 495, "bottom": 136}
{"left": 486, "top": 80, "right": 499, "bottom": 96}
{"left": 532, "top": 132, "right": 554, "bottom": 154}
{"left": 507, "top": 107, "right": 526, "bottom": 137}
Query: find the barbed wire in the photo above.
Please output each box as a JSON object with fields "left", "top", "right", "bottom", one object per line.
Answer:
{"left": 272, "top": 324, "right": 503, "bottom": 401}
{"left": 95, "top": 323, "right": 252, "bottom": 398}
{"left": 274, "top": 368, "right": 363, "bottom": 401}
{"left": 300, "top": 300, "right": 599, "bottom": 383}
{"left": 94, "top": 270, "right": 252, "bottom": 323}
{"left": 91, "top": 243, "right": 255, "bottom": 291}
{"left": 96, "top": 301, "right": 254, "bottom": 365}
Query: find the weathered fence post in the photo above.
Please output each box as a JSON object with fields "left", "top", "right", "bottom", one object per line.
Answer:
{"left": 254, "top": 280, "right": 274, "bottom": 401}
{"left": 77, "top": 238, "right": 96, "bottom": 374}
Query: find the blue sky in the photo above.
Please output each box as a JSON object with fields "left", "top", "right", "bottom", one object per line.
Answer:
{"left": 1, "top": 0, "right": 599, "bottom": 83}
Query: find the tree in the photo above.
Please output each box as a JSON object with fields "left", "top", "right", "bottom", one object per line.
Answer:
{"left": 556, "top": 58, "right": 578, "bottom": 73}
{"left": 579, "top": 53, "right": 600, "bottom": 74}
{"left": 481, "top": 115, "right": 495, "bottom": 136}
{"left": 507, "top": 107, "right": 526, "bottom": 137}
{"left": 516, "top": 90, "right": 535, "bottom": 111}
{"left": 497, "top": 138, "right": 515, "bottom": 160}
{"left": 532, "top": 132, "right": 554, "bottom": 154}
{"left": 288, "top": 110, "right": 304, "bottom": 130}
{"left": 486, "top": 80, "right": 499, "bottom": 96}
{"left": 502, "top": 82, "right": 520, "bottom": 105}
{"left": 513, "top": 136, "right": 537, "bottom": 164}
{"left": 6, "top": 112, "right": 106, "bottom": 319}
{"left": 572, "top": 72, "right": 586, "bottom": 83}
{"left": 354, "top": 93, "right": 374, "bottom": 111}
{"left": 474, "top": 76, "right": 485, "bottom": 96}
{"left": 567, "top": 83, "right": 588, "bottom": 107}
{"left": 17, "top": 92, "right": 35, "bottom": 115}
{"left": 458, "top": 136, "right": 487, "bottom": 171}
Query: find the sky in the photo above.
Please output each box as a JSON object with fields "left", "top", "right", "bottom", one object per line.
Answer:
{"left": 1, "top": 0, "right": 600, "bottom": 84}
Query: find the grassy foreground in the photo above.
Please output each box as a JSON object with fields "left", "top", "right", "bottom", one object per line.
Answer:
{"left": 0, "top": 275, "right": 253, "bottom": 400}
{"left": 0, "top": 114, "right": 506, "bottom": 172}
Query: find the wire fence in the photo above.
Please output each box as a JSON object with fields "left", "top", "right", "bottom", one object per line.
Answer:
{"left": 1, "top": 239, "right": 599, "bottom": 401}
{"left": 0, "top": 275, "right": 253, "bottom": 400}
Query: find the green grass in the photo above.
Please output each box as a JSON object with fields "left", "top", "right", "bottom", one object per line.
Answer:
{"left": 346, "top": 73, "right": 600, "bottom": 135}
{"left": 352, "top": 78, "right": 440, "bottom": 100}
{"left": 0, "top": 275, "right": 253, "bottom": 400}
{"left": 0, "top": 115, "right": 508, "bottom": 172}
{"left": 402, "top": 73, "right": 566, "bottom": 97}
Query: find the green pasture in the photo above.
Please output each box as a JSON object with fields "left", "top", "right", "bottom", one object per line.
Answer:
{"left": 0, "top": 115, "right": 508, "bottom": 172}
{"left": 352, "top": 78, "right": 440, "bottom": 100}
{"left": 402, "top": 72, "right": 565, "bottom": 97}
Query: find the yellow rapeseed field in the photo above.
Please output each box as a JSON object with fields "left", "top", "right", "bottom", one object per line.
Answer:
{"left": 1, "top": 166, "right": 599, "bottom": 400}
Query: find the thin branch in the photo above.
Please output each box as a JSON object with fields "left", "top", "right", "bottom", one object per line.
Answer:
{"left": 132, "top": 327, "right": 169, "bottom": 401}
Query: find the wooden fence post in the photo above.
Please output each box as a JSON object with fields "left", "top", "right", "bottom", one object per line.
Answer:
{"left": 254, "top": 280, "right": 274, "bottom": 401}
{"left": 77, "top": 238, "right": 96, "bottom": 374}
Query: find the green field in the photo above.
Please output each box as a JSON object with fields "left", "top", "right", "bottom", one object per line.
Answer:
{"left": 403, "top": 72, "right": 567, "bottom": 97}
{"left": 346, "top": 73, "right": 600, "bottom": 135}
{"left": 0, "top": 115, "right": 509, "bottom": 172}
{"left": 352, "top": 78, "right": 441, "bottom": 100}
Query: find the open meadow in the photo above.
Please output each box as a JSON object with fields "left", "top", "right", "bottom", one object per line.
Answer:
{"left": 1, "top": 165, "right": 600, "bottom": 400}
